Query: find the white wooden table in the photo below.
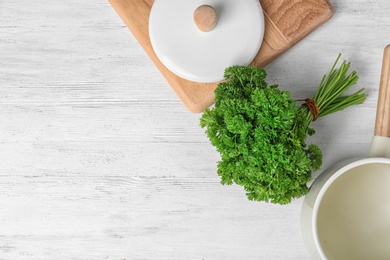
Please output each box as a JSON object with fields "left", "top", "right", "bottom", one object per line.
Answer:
{"left": 1, "top": 0, "right": 388, "bottom": 259}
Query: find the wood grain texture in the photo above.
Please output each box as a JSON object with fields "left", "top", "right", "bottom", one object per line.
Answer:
{"left": 1, "top": 0, "right": 390, "bottom": 259}
{"left": 193, "top": 5, "right": 218, "bottom": 32}
{"left": 375, "top": 44, "right": 390, "bottom": 137}
{"left": 109, "top": 0, "right": 334, "bottom": 112}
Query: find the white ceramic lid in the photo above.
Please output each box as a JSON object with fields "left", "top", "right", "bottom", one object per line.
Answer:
{"left": 149, "top": 0, "right": 265, "bottom": 83}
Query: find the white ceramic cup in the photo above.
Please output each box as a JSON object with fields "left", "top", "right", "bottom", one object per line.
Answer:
{"left": 301, "top": 45, "right": 390, "bottom": 260}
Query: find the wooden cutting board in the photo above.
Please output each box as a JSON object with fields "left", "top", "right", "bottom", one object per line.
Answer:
{"left": 109, "top": 0, "right": 333, "bottom": 113}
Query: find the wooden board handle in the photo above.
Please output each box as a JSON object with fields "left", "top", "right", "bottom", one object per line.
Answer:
{"left": 375, "top": 45, "right": 390, "bottom": 137}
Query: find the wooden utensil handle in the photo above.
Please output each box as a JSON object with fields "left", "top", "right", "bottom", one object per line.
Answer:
{"left": 375, "top": 45, "right": 390, "bottom": 137}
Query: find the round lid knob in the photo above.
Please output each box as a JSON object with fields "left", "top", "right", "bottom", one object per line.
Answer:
{"left": 149, "top": 0, "right": 265, "bottom": 83}
{"left": 193, "top": 5, "right": 218, "bottom": 32}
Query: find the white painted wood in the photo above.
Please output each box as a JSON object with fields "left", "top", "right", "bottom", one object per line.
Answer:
{"left": 0, "top": 0, "right": 388, "bottom": 258}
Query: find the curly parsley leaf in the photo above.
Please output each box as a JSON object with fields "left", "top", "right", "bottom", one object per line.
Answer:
{"left": 201, "top": 57, "right": 367, "bottom": 204}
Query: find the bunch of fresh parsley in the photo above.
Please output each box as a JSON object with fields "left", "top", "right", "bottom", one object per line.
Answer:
{"left": 200, "top": 55, "right": 367, "bottom": 204}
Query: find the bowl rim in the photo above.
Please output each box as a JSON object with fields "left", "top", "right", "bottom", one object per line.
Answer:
{"left": 311, "top": 157, "right": 390, "bottom": 259}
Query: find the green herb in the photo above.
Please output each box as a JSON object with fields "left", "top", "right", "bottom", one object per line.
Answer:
{"left": 200, "top": 55, "right": 367, "bottom": 204}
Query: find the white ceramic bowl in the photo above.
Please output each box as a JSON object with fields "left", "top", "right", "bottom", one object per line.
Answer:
{"left": 301, "top": 156, "right": 390, "bottom": 259}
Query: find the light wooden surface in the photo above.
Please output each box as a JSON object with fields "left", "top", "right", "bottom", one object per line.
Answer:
{"left": 110, "top": 0, "right": 333, "bottom": 112}
{"left": 375, "top": 45, "right": 390, "bottom": 137}
{"left": 0, "top": 0, "right": 389, "bottom": 259}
